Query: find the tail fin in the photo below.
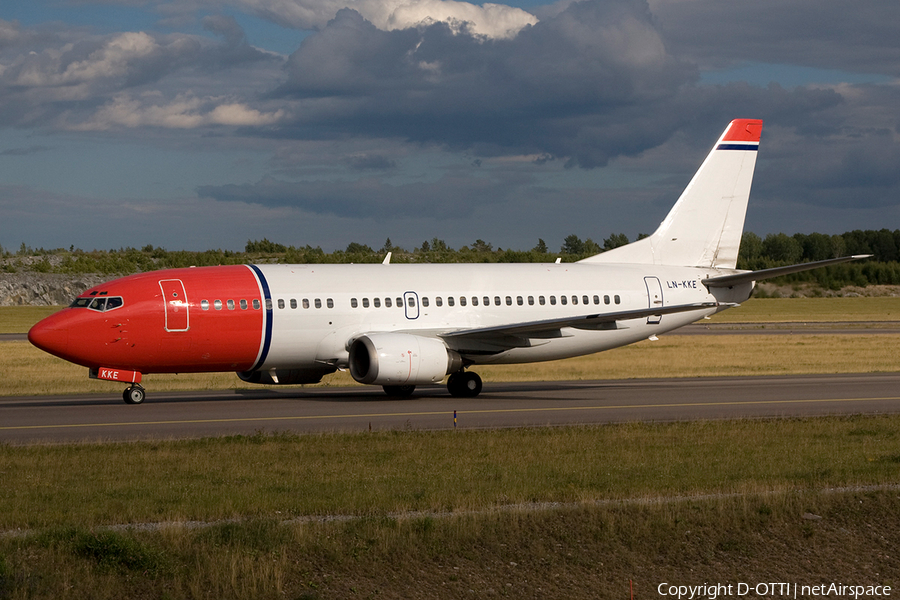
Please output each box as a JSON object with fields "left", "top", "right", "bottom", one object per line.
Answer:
{"left": 580, "top": 119, "right": 762, "bottom": 268}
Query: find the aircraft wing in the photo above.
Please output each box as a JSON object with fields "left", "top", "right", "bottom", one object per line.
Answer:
{"left": 438, "top": 302, "right": 726, "bottom": 352}
{"left": 701, "top": 255, "right": 871, "bottom": 288}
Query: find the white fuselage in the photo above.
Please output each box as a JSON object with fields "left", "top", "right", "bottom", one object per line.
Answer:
{"left": 254, "top": 262, "right": 750, "bottom": 371}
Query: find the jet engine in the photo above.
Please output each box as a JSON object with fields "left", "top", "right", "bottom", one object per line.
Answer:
{"left": 349, "top": 333, "right": 462, "bottom": 386}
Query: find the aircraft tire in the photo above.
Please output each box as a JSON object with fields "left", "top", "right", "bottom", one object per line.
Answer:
{"left": 383, "top": 384, "right": 416, "bottom": 397}
{"left": 123, "top": 386, "right": 146, "bottom": 405}
{"left": 448, "top": 372, "right": 482, "bottom": 398}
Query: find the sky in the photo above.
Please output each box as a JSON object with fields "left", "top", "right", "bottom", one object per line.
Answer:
{"left": 1, "top": 0, "right": 898, "bottom": 254}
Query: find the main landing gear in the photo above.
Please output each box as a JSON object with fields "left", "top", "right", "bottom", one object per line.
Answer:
{"left": 447, "top": 371, "right": 482, "bottom": 398}
{"left": 123, "top": 385, "right": 146, "bottom": 405}
{"left": 380, "top": 371, "right": 484, "bottom": 398}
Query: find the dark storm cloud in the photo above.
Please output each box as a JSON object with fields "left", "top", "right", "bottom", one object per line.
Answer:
{"left": 343, "top": 153, "right": 398, "bottom": 170}
{"left": 651, "top": 0, "right": 900, "bottom": 76}
{"left": 197, "top": 170, "right": 532, "bottom": 218}
{"left": 274, "top": 0, "right": 697, "bottom": 167}
{"left": 0, "top": 145, "right": 51, "bottom": 156}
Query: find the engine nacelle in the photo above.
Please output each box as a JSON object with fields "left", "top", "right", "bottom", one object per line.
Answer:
{"left": 349, "top": 333, "right": 462, "bottom": 386}
{"left": 237, "top": 367, "right": 333, "bottom": 386}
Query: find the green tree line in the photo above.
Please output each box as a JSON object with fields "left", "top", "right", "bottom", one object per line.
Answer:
{"left": 4, "top": 229, "right": 900, "bottom": 288}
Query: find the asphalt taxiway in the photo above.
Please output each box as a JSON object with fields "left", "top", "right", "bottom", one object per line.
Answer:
{"left": 2, "top": 373, "right": 899, "bottom": 444}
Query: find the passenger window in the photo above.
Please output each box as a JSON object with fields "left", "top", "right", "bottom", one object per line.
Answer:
{"left": 472, "top": 297, "right": 479, "bottom": 307}
{"left": 615, "top": 295, "right": 621, "bottom": 304}
{"left": 240, "top": 299, "right": 248, "bottom": 310}
{"left": 214, "top": 299, "right": 223, "bottom": 310}
{"left": 572, "top": 296, "right": 578, "bottom": 305}
{"left": 303, "top": 299, "right": 310, "bottom": 309}
{"left": 227, "top": 299, "right": 235, "bottom": 310}
{"left": 385, "top": 297, "right": 392, "bottom": 308}
{"left": 278, "top": 299, "right": 285, "bottom": 309}
{"left": 396, "top": 297, "right": 402, "bottom": 307}
{"left": 266, "top": 299, "right": 273, "bottom": 311}
{"left": 407, "top": 297, "right": 416, "bottom": 308}
{"left": 583, "top": 295, "right": 589, "bottom": 305}
{"left": 550, "top": 296, "right": 556, "bottom": 305}
{"left": 422, "top": 297, "right": 429, "bottom": 307}
{"left": 505, "top": 296, "right": 512, "bottom": 306}
{"left": 327, "top": 299, "right": 334, "bottom": 308}
{"left": 539, "top": 296, "right": 545, "bottom": 305}
{"left": 528, "top": 296, "right": 534, "bottom": 306}
{"left": 374, "top": 298, "right": 381, "bottom": 308}
{"left": 448, "top": 297, "right": 455, "bottom": 307}
{"left": 290, "top": 299, "right": 298, "bottom": 309}
{"left": 517, "top": 296, "right": 524, "bottom": 306}
{"left": 254, "top": 299, "right": 261, "bottom": 310}
{"left": 435, "top": 297, "right": 442, "bottom": 307}
{"left": 561, "top": 296, "right": 567, "bottom": 305}
{"left": 362, "top": 298, "right": 369, "bottom": 308}
{"left": 604, "top": 295, "right": 610, "bottom": 305}
{"left": 201, "top": 299, "right": 210, "bottom": 311}
{"left": 483, "top": 296, "right": 490, "bottom": 306}
{"left": 494, "top": 296, "right": 501, "bottom": 306}
{"left": 351, "top": 298, "right": 358, "bottom": 308}
{"left": 460, "top": 297, "right": 467, "bottom": 306}
{"left": 314, "top": 299, "right": 322, "bottom": 309}
{"left": 593, "top": 295, "right": 600, "bottom": 305}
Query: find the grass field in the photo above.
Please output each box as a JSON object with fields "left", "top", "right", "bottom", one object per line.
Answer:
{"left": 0, "top": 306, "right": 60, "bottom": 334}
{"left": 1, "top": 417, "right": 899, "bottom": 598}
{"left": 3, "top": 333, "right": 900, "bottom": 396}
{"left": 707, "top": 296, "right": 900, "bottom": 322}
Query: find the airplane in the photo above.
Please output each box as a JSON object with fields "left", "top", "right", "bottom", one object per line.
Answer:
{"left": 28, "top": 119, "right": 868, "bottom": 404}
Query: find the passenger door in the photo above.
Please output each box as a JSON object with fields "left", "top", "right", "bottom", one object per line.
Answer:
{"left": 159, "top": 279, "right": 190, "bottom": 332}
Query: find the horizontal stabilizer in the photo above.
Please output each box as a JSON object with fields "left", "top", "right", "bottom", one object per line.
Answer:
{"left": 702, "top": 255, "right": 872, "bottom": 288}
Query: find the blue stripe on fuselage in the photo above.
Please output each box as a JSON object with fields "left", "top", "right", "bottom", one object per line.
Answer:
{"left": 248, "top": 264, "right": 273, "bottom": 371}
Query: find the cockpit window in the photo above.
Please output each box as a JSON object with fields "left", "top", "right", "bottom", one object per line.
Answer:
{"left": 71, "top": 296, "right": 124, "bottom": 312}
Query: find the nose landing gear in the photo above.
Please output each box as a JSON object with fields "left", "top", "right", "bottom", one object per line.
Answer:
{"left": 123, "top": 385, "right": 146, "bottom": 405}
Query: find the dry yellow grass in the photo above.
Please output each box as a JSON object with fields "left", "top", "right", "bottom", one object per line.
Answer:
{"left": 708, "top": 296, "right": 900, "bottom": 322}
{"left": 2, "top": 333, "right": 899, "bottom": 396}
{"left": 0, "top": 305, "right": 61, "bottom": 333}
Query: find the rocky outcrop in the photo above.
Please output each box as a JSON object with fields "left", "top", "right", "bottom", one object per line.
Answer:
{"left": 0, "top": 273, "right": 111, "bottom": 306}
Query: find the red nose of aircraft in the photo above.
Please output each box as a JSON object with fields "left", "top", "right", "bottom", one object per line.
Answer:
{"left": 28, "top": 317, "right": 70, "bottom": 359}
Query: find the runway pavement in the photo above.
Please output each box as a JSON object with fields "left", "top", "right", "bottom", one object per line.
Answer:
{"left": 2, "top": 373, "right": 899, "bottom": 444}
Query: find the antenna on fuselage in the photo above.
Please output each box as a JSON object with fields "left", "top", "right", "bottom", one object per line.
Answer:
{"left": 382, "top": 252, "right": 392, "bottom": 265}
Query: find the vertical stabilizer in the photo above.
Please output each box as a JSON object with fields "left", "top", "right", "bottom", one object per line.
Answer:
{"left": 580, "top": 119, "right": 762, "bottom": 268}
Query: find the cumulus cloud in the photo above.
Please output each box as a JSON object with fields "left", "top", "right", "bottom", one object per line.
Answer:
{"left": 0, "top": 17, "right": 278, "bottom": 129}
{"left": 275, "top": 0, "right": 696, "bottom": 167}
{"left": 71, "top": 93, "right": 286, "bottom": 130}
{"left": 4, "top": 0, "right": 900, "bottom": 251}
{"left": 234, "top": 0, "right": 537, "bottom": 39}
